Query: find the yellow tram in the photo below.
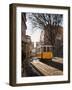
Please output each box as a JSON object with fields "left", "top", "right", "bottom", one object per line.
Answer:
{"left": 36, "top": 45, "right": 53, "bottom": 60}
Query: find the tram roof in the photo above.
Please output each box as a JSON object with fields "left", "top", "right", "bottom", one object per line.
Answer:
{"left": 36, "top": 45, "right": 54, "bottom": 48}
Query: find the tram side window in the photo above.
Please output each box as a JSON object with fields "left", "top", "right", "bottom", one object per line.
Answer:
{"left": 43, "top": 47, "right": 46, "bottom": 52}
{"left": 41, "top": 47, "right": 43, "bottom": 52}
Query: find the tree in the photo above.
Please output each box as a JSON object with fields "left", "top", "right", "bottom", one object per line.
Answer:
{"left": 28, "top": 13, "right": 63, "bottom": 46}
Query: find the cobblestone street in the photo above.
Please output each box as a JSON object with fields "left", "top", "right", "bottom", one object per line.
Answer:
{"left": 22, "top": 57, "right": 63, "bottom": 77}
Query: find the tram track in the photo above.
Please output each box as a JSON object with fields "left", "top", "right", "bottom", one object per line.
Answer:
{"left": 31, "top": 60, "right": 63, "bottom": 76}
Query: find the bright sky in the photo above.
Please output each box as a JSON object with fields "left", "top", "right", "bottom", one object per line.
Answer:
{"left": 26, "top": 13, "right": 42, "bottom": 47}
{"left": 26, "top": 29, "right": 41, "bottom": 42}
{"left": 26, "top": 28, "right": 41, "bottom": 47}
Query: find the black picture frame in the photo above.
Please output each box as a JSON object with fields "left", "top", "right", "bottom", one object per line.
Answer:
{"left": 9, "top": 3, "right": 70, "bottom": 86}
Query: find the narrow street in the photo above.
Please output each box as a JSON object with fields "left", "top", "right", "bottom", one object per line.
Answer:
{"left": 31, "top": 57, "right": 63, "bottom": 76}
{"left": 22, "top": 58, "right": 42, "bottom": 77}
{"left": 22, "top": 57, "right": 63, "bottom": 77}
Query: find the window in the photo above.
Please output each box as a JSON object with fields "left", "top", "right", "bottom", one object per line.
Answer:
{"left": 43, "top": 47, "right": 46, "bottom": 52}
{"left": 47, "top": 47, "right": 49, "bottom": 51}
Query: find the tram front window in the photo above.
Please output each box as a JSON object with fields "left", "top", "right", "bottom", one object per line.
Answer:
{"left": 43, "top": 47, "right": 46, "bottom": 52}
{"left": 47, "top": 47, "right": 53, "bottom": 52}
{"left": 47, "top": 47, "right": 49, "bottom": 51}
{"left": 49, "top": 47, "right": 52, "bottom": 51}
